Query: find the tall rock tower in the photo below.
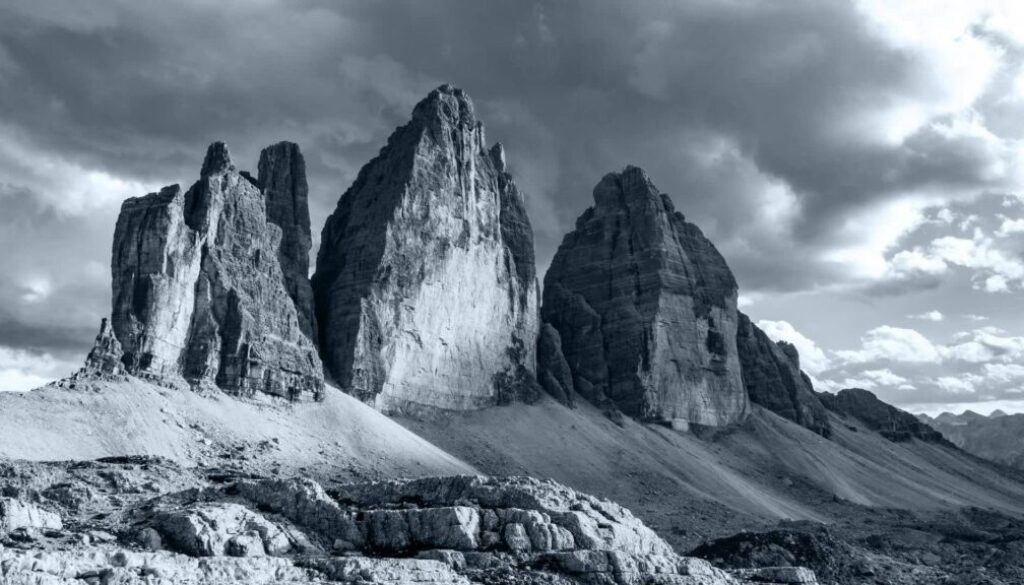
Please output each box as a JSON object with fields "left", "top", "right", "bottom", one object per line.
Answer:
{"left": 257, "top": 141, "right": 317, "bottom": 342}
{"left": 109, "top": 142, "right": 324, "bottom": 400}
{"left": 312, "top": 85, "right": 540, "bottom": 414}
{"left": 540, "top": 167, "right": 748, "bottom": 428}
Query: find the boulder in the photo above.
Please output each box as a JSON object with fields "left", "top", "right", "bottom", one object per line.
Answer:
{"left": 154, "top": 502, "right": 293, "bottom": 557}
{"left": 736, "top": 313, "right": 830, "bottom": 437}
{"left": 0, "top": 498, "right": 62, "bottom": 534}
{"left": 541, "top": 166, "right": 748, "bottom": 428}
{"left": 109, "top": 142, "right": 323, "bottom": 400}
{"left": 312, "top": 84, "right": 540, "bottom": 414}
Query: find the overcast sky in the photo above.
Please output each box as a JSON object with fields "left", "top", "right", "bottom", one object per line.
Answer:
{"left": 2, "top": 1, "right": 1024, "bottom": 415}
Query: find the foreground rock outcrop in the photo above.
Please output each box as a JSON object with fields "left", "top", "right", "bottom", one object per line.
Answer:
{"left": 736, "top": 314, "right": 831, "bottom": 437}
{"left": 109, "top": 142, "right": 323, "bottom": 400}
{"left": 540, "top": 166, "right": 748, "bottom": 428}
{"left": 0, "top": 459, "right": 816, "bottom": 584}
{"left": 819, "top": 388, "right": 946, "bottom": 443}
{"left": 312, "top": 85, "right": 540, "bottom": 414}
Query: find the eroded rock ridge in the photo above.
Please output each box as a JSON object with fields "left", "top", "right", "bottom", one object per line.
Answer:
{"left": 737, "top": 313, "right": 831, "bottom": 437}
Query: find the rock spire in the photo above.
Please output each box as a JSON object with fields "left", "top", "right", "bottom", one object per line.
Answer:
{"left": 312, "top": 84, "right": 540, "bottom": 414}
{"left": 109, "top": 141, "right": 323, "bottom": 399}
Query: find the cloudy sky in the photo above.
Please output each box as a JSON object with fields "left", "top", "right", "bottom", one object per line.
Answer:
{"left": 2, "top": 0, "right": 1024, "bottom": 415}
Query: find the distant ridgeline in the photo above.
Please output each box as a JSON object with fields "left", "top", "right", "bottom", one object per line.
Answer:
{"left": 76, "top": 84, "right": 944, "bottom": 442}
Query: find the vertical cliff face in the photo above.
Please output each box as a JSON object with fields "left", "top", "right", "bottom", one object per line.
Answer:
{"left": 110, "top": 142, "right": 324, "bottom": 400}
{"left": 736, "top": 313, "right": 831, "bottom": 437}
{"left": 257, "top": 142, "right": 317, "bottom": 343}
{"left": 312, "top": 85, "right": 540, "bottom": 414}
{"left": 540, "top": 167, "right": 748, "bottom": 428}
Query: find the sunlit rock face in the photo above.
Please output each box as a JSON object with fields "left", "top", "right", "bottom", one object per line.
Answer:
{"left": 736, "top": 313, "right": 831, "bottom": 437}
{"left": 110, "top": 142, "right": 324, "bottom": 400}
{"left": 312, "top": 85, "right": 540, "bottom": 415}
{"left": 541, "top": 167, "right": 748, "bottom": 428}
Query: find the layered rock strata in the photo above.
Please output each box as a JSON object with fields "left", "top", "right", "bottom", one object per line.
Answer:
{"left": 312, "top": 85, "right": 540, "bottom": 414}
{"left": 540, "top": 166, "right": 748, "bottom": 428}
{"left": 736, "top": 313, "right": 831, "bottom": 437}
{"left": 109, "top": 142, "right": 323, "bottom": 400}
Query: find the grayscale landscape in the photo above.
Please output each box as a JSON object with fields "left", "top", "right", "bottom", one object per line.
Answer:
{"left": 2, "top": 3, "right": 1024, "bottom": 584}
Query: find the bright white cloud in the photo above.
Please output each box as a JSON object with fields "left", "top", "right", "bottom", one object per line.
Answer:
{"left": 935, "top": 376, "right": 977, "bottom": 394}
{"left": 981, "top": 274, "right": 1010, "bottom": 293}
{"left": 909, "top": 310, "right": 944, "bottom": 321}
{"left": 756, "top": 319, "right": 831, "bottom": 375}
{"left": 884, "top": 228, "right": 1024, "bottom": 292}
{"left": 995, "top": 216, "right": 1024, "bottom": 237}
{"left": 0, "top": 346, "right": 76, "bottom": 392}
{"left": 835, "top": 326, "right": 943, "bottom": 364}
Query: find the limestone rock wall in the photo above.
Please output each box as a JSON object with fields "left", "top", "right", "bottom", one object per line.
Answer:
{"left": 312, "top": 85, "right": 540, "bottom": 414}
{"left": 257, "top": 142, "right": 317, "bottom": 343}
{"left": 110, "top": 142, "right": 323, "bottom": 400}
{"left": 736, "top": 313, "right": 831, "bottom": 437}
{"left": 541, "top": 166, "right": 748, "bottom": 428}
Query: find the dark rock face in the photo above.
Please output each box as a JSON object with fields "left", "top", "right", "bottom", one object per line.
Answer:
{"left": 736, "top": 313, "right": 831, "bottom": 437}
{"left": 536, "top": 324, "right": 575, "bottom": 407}
{"left": 541, "top": 166, "right": 748, "bottom": 428}
{"left": 819, "top": 388, "right": 946, "bottom": 443}
{"left": 312, "top": 85, "right": 540, "bottom": 414}
{"left": 110, "top": 142, "right": 324, "bottom": 400}
{"left": 257, "top": 142, "right": 317, "bottom": 343}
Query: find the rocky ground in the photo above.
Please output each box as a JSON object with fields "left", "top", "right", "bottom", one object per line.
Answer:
{"left": 0, "top": 457, "right": 816, "bottom": 584}
{"left": 691, "top": 506, "right": 1024, "bottom": 585}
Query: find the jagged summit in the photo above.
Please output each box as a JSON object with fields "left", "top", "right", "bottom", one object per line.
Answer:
{"left": 312, "top": 86, "right": 540, "bottom": 415}
{"left": 105, "top": 140, "right": 323, "bottom": 400}
{"left": 200, "top": 141, "right": 233, "bottom": 176}
{"left": 411, "top": 83, "right": 479, "bottom": 128}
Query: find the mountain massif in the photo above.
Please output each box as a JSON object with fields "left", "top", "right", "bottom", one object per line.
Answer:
{"left": 4, "top": 85, "right": 1024, "bottom": 584}
{"left": 312, "top": 86, "right": 540, "bottom": 415}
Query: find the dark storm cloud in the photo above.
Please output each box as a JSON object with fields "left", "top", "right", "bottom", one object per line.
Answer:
{"left": 0, "top": 0, "right": 1019, "bottom": 380}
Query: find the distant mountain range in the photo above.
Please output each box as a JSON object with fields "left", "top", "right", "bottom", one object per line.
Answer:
{"left": 919, "top": 409, "right": 1024, "bottom": 469}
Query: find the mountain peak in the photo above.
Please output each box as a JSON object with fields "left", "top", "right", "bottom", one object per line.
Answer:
{"left": 200, "top": 141, "right": 233, "bottom": 176}
{"left": 411, "top": 84, "right": 478, "bottom": 128}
